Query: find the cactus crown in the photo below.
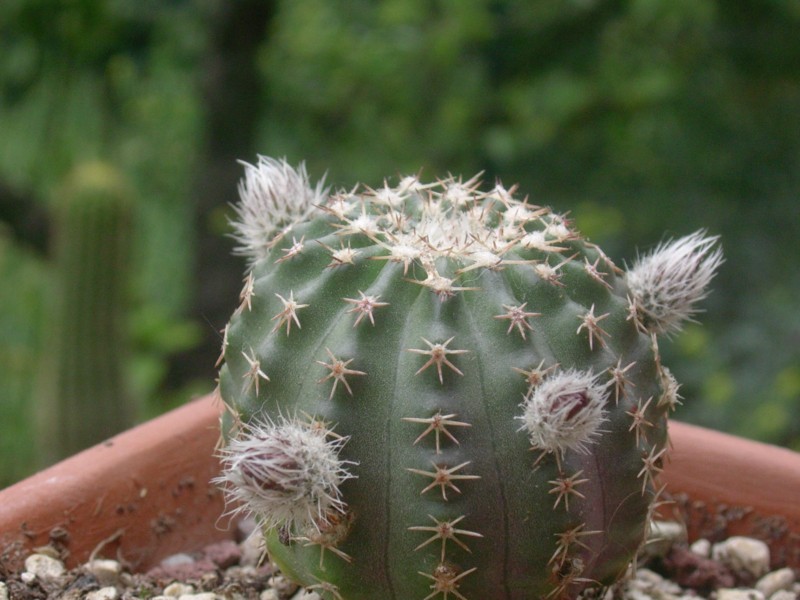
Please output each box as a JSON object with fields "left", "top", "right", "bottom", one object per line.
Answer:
{"left": 215, "top": 157, "right": 721, "bottom": 600}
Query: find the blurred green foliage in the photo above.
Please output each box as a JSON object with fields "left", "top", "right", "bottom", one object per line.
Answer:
{"left": 1, "top": 0, "right": 799, "bottom": 486}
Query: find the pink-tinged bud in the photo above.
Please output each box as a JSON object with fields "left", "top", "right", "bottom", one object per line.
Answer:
{"left": 519, "top": 369, "right": 607, "bottom": 456}
{"left": 626, "top": 231, "right": 723, "bottom": 336}
{"left": 231, "top": 157, "right": 328, "bottom": 265}
{"left": 214, "top": 417, "right": 354, "bottom": 534}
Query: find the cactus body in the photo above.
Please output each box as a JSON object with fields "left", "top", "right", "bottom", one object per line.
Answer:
{"left": 37, "top": 162, "right": 134, "bottom": 464}
{"left": 216, "top": 158, "right": 721, "bottom": 599}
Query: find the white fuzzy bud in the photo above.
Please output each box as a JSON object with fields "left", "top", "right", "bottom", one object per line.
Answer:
{"left": 626, "top": 230, "right": 723, "bottom": 336}
{"left": 519, "top": 369, "right": 607, "bottom": 456}
{"left": 231, "top": 157, "right": 327, "bottom": 265}
{"left": 215, "top": 417, "right": 354, "bottom": 533}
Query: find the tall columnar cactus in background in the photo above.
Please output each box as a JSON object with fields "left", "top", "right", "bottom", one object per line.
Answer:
{"left": 215, "top": 157, "right": 722, "bottom": 599}
{"left": 37, "top": 162, "right": 134, "bottom": 464}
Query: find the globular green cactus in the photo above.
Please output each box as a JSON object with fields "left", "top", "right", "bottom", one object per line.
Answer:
{"left": 214, "top": 157, "right": 722, "bottom": 599}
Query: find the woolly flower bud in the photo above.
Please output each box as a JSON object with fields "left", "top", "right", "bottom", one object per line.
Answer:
{"left": 626, "top": 230, "right": 723, "bottom": 336}
{"left": 519, "top": 369, "right": 607, "bottom": 456}
{"left": 231, "top": 156, "right": 327, "bottom": 265}
{"left": 215, "top": 417, "right": 354, "bottom": 533}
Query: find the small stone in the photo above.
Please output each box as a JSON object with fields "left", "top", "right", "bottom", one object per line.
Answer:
{"left": 0, "top": 581, "right": 8, "bottom": 600}
{"left": 627, "top": 567, "right": 683, "bottom": 599}
{"left": 716, "top": 589, "right": 765, "bottom": 600}
{"left": 691, "top": 538, "right": 712, "bottom": 558}
{"left": 662, "top": 545, "right": 736, "bottom": 593}
{"left": 23, "top": 552, "right": 66, "bottom": 582}
{"left": 200, "top": 571, "right": 221, "bottom": 588}
{"left": 291, "top": 592, "right": 321, "bottom": 600}
{"left": 240, "top": 529, "right": 267, "bottom": 567}
{"left": 161, "top": 553, "right": 196, "bottom": 567}
{"left": 260, "top": 591, "right": 279, "bottom": 600}
{"left": 32, "top": 545, "right": 61, "bottom": 559}
{"left": 85, "top": 587, "right": 119, "bottom": 600}
{"left": 756, "top": 569, "right": 796, "bottom": 597}
{"left": 149, "top": 555, "right": 217, "bottom": 582}
{"left": 85, "top": 558, "right": 123, "bottom": 586}
{"left": 770, "top": 591, "right": 798, "bottom": 600}
{"left": 20, "top": 571, "right": 36, "bottom": 584}
{"left": 645, "top": 520, "right": 687, "bottom": 557}
{"left": 634, "top": 567, "right": 666, "bottom": 583}
{"left": 163, "top": 582, "right": 195, "bottom": 596}
{"left": 204, "top": 540, "right": 241, "bottom": 569}
{"left": 713, "top": 537, "right": 771, "bottom": 579}
{"left": 630, "top": 589, "right": 672, "bottom": 600}
{"left": 178, "top": 594, "right": 219, "bottom": 600}
{"left": 225, "top": 564, "right": 258, "bottom": 579}
{"left": 268, "top": 575, "right": 299, "bottom": 596}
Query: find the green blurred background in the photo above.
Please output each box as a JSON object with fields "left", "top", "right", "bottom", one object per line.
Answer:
{"left": 1, "top": 0, "right": 799, "bottom": 487}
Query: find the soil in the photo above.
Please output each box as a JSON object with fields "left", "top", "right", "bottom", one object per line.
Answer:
{"left": 1, "top": 520, "right": 797, "bottom": 600}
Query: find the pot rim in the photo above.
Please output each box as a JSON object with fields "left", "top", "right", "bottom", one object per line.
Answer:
{"left": 1, "top": 392, "right": 798, "bottom": 572}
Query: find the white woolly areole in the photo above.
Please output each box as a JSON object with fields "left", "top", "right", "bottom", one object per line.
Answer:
{"left": 519, "top": 369, "right": 607, "bottom": 456}
{"left": 626, "top": 230, "right": 723, "bottom": 336}
{"left": 231, "top": 157, "right": 328, "bottom": 265}
{"left": 215, "top": 417, "right": 354, "bottom": 534}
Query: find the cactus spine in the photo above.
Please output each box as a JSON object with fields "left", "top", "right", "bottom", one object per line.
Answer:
{"left": 215, "top": 157, "right": 722, "bottom": 599}
{"left": 37, "top": 162, "right": 134, "bottom": 464}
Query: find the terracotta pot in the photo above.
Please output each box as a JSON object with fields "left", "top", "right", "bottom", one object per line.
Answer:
{"left": 0, "top": 393, "right": 228, "bottom": 572}
{"left": 1, "top": 393, "right": 799, "bottom": 573}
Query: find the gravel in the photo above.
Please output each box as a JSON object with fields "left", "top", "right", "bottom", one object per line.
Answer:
{"left": 1, "top": 521, "right": 797, "bottom": 599}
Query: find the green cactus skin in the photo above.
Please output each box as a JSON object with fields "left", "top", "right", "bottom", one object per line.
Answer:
{"left": 37, "top": 161, "right": 134, "bottom": 464}
{"left": 215, "top": 159, "right": 720, "bottom": 599}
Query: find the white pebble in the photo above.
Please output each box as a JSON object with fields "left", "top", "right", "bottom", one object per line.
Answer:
{"left": 86, "top": 587, "right": 119, "bottom": 600}
{"left": 0, "top": 581, "right": 8, "bottom": 600}
{"left": 240, "top": 529, "right": 267, "bottom": 567}
{"left": 225, "top": 565, "right": 257, "bottom": 580}
{"left": 642, "top": 520, "right": 686, "bottom": 559}
{"left": 649, "top": 520, "right": 687, "bottom": 544}
{"left": 161, "top": 553, "right": 196, "bottom": 567}
{"left": 163, "top": 582, "right": 195, "bottom": 596}
{"left": 20, "top": 571, "right": 36, "bottom": 584}
{"left": 23, "top": 553, "right": 66, "bottom": 582}
{"left": 691, "top": 538, "right": 712, "bottom": 557}
{"left": 713, "top": 537, "right": 771, "bottom": 578}
{"left": 770, "top": 591, "right": 798, "bottom": 600}
{"left": 716, "top": 589, "right": 765, "bottom": 600}
{"left": 179, "top": 594, "right": 219, "bottom": 600}
{"left": 85, "top": 558, "right": 122, "bottom": 586}
{"left": 268, "top": 575, "right": 299, "bottom": 596}
{"left": 260, "top": 591, "right": 280, "bottom": 600}
{"left": 625, "top": 591, "right": 657, "bottom": 600}
{"left": 291, "top": 592, "right": 321, "bottom": 600}
{"left": 624, "top": 568, "right": 683, "bottom": 600}
{"left": 756, "top": 568, "right": 796, "bottom": 597}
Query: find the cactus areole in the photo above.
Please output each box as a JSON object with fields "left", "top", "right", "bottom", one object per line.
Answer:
{"left": 214, "top": 157, "right": 722, "bottom": 599}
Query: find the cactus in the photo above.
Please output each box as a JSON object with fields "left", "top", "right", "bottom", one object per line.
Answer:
{"left": 36, "top": 161, "right": 134, "bottom": 464}
{"left": 214, "top": 157, "right": 722, "bottom": 599}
